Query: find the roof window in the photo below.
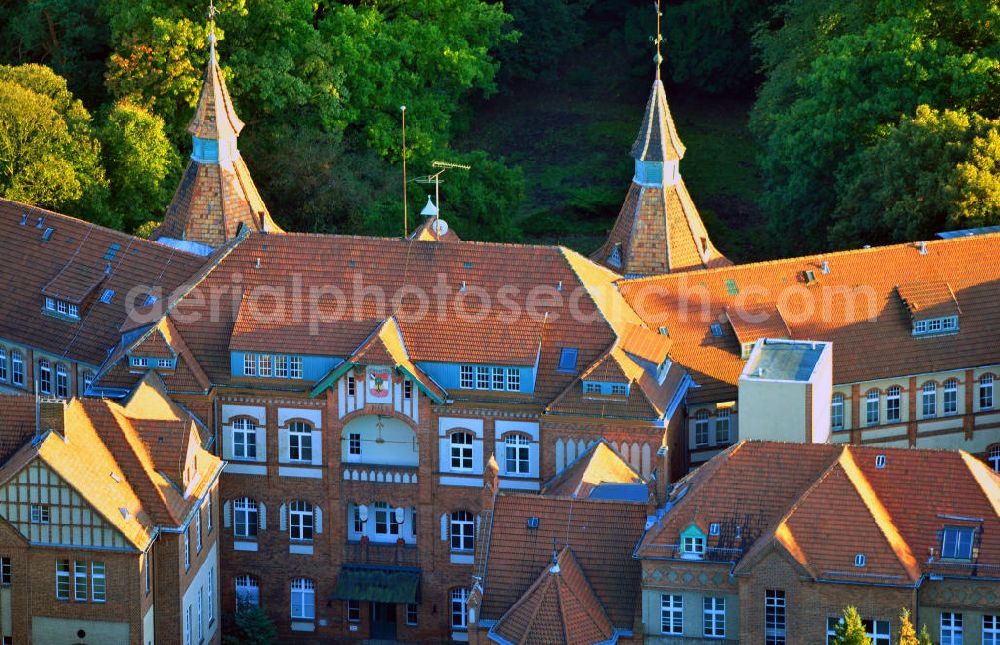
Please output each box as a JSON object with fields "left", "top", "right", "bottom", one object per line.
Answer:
{"left": 41, "top": 227, "right": 54, "bottom": 241}
{"left": 875, "top": 455, "right": 886, "bottom": 469}
{"left": 854, "top": 554, "right": 866, "bottom": 567}
{"left": 710, "top": 323, "right": 723, "bottom": 337}
{"left": 557, "top": 348, "right": 578, "bottom": 372}
{"left": 940, "top": 526, "right": 976, "bottom": 560}
{"left": 103, "top": 243, "right": 121, "bottom": 262}
{"left": 724, "top": 279, "right": 738, "bottom": 296}
{"left": 100, "top": 289, "right": 115, "bottom": 304}
{"left": 526, "top": 517, "right": 540, "bottom": 530}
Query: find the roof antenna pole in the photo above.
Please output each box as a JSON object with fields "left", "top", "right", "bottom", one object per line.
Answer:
{"left": 654, "top": 0, "right": 663, "bottom": 81}
{"left": 401, "top": 105, "right": 408, "bottom": 238}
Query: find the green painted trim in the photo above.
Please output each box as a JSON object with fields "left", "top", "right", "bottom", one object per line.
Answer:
{"left": 395, "top": 365, "right": 445, "bottom": 404}
{"left": 310, "top": 361, "right": 356, "bottom": 398}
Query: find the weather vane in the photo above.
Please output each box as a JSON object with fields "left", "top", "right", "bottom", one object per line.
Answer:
{"left": 654, "top": 0, "right": 664, "bottom": 80}
{"left": 207, "top": 0, "right": 218, "bottom": 22}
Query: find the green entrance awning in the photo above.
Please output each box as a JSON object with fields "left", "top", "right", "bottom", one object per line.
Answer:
{"left": 332, "top": 565, "right": 421, "bottom": 604}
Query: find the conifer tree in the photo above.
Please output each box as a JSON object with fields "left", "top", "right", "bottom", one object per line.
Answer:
{"left": 831, "top": 606, "right": 873, "bottom": 645}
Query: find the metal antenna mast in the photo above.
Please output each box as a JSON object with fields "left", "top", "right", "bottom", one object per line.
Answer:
{"left": 401, "top": 106, "right": 408, "bottom": 237}
{"left": 415, "top": 160, "right": 471, "bottom": 240}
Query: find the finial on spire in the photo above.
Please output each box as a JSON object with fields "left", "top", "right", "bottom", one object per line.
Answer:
{"left": 207, "top": 0, "right": 218, "bottom": 60}
{"left": 654, "top": 0, "right": 663, "bottom": 80}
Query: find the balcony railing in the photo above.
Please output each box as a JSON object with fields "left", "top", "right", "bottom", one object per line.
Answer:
{"left": 342, "top": 464, "right": 418, "bottom": 485}
{"left": 344, "top": 540, "right": 419, "bottom": 567}
{"left": 640, "top": 543, "right": 748, "bottom": 564}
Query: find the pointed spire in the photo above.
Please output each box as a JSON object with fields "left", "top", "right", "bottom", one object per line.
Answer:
{"left": 632, "top": 0, "right": 685, "bottom": 163}
{"left": 187, "top": 3, "right": 244, "bottom": 142}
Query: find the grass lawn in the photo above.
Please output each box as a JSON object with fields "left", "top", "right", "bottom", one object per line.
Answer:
{"left": 461, "top": 41, "right": 769, "bottom": 263}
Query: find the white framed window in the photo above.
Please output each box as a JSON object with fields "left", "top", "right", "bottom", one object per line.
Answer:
{"left": 765, "top": 589, "right": 786, "bottom": 644}
{"left": 492, "top": 367, "right": 505, "bottom": 390}
{"left": 348, "top": 432, "right": 361, "bottom": 457}
{"left": 476, "top": 366, "right": 490, "bottom": 389}
{"left": 38, "top": 359, "right": 51, "bottom": 394}
{"left": 144, "top": 553, "right": 151, "bottom": 594}
{"left": 988, "top": 444, "right": 1000, "bottom": 473}
{"left": 74, "top": 561, "right": 88, "bottom": 600}
{"left": 55, "top": 364, "right": 68, "bottom": 398}
{"left": 195, "top": 512, "right": 202, "bottom": 552}
{"left": 450, "top": 511, "right": 475, "bottom": 552}
{"left": 130, "top": 356, "right": 149, "bottom": 368}
{"left": 460, "top": 365, "right": 474, "bottom": 389}
{"left": 0, "top": 348, "right": 7, "bottom": 381}
{"left": 30, "top": 504, "right": 50, "bottom": 524}
{"left": 504, "top": 434, "right": 530, "bottom": 474}
{"left": 289, "top": 501, "right": 314, "bottom": 542}
{"left": 704, "top": 596, "right": 725, "bottom": 638}
{"left": 275, "top": 355, "right": 289, "bottom": 378}
{"left": 865, "top": 390, "right": 880, "bottom": 425}
{"left": 235, "top": 575, "right": 260, "bottom": 611}
{"left": 827, "top": 618, "right": 891, "bottom": 645}
{"left": 941, "top": 526, "right": 975, "bottom": 560}
{"left": 610, "top": 383, "right": 628, "bottom": 395}
{"left": 373, "top": 502, "right": 400, "bottom": 538}
{"left": 233, "top": 498, "right": 259, "bottom": 539}
{"left": 660, "top": 594, "right": 683, "bottom": 634}
{"left": 449, "top": 432, "right": 473, "bottom": 471}
{"left": 347, "top": 599, "right": 361, "bottom": 622}
{"left": 506, "top": 368, "right": 520, "bottom": 391}
{"left": 82, "top": 370, "right": 94, "bottom": 392}
{"left": 56, "top": 560, "right": 70, "bottom": 600}
{"left": 45, "top": 296, "right": 56, "bottom": 311}
{"left": 941, "top": 612, "right": 962, "bottom": 645}
{"left": 206, "top": 495, "right": 213, "bottom": 533}
{"left": 288, "top": 421, "right": 313, "bottom": 463}
{"left": 207, "top": 568, "right": 214, "bottom": 623}
{"left": 694, "top": 410, "right": 710, "bottom": 447}
{"left": 258, "top": 354, "right": 272, "bottom": 377}
{"left": 886, "top": 386, "right": 901, "bottom": 422}
{"left": 183, "top": 531, "right": 190, "bottom": 571}
{"left": 185, "top": 605, "right": 192, "bottom": 645}
{"left": 983, "top": 615, "right": 999, "bottom": 645}
{"left": 289, "top": 356, "right": 303, "bottom": 379}
{"left": 197, "top": 587, "right": 204, "bottom": 641}
{"left": 92, "top": 562, "right": 106, "bottom": 602}
{"left": 232, "top": 418, "right": 257, "bottom": 460}
{"left": 715, "top": 409, "right": 731, "bottom": 443}
{"left": 922, "top": 382, "right": 937, "bottom": 417}
{"left": 347, "top": 374, "right": 356, "bottom": 396}
{"left": 981, "top": 374, "right": 995, "bottom": 410}
{"left": 943, "top": 378, "right": 958, "bottom": 415}
{"left": 403, "top": 379, "right": 413, "bottom": 400}
{"left": 156, "top": 358, "right": 173, "bottom": 368}
{"left": 682, "top": 534, "right": 706, "bottom": 559}
{"left": 450, "top": 588, "right": 468, "bottom": 630}
{"left": 290, "top": 578, "right": 315, "bottom": 620}
{"left": 831, "top": 393, "right": 844, "bottom": 430}
{"left": 243, "top": 354, "right": 256, "bottom": 376}
{"left": 11, "top": 351, "right": 23, "bottom": 386}
{"left": 583, "top": 382, "right": 601, "bottom": 394}
{"left": 0, "top": 558, "right": 10, "bottom": 585}
{"left": 407, "top": 603, "right": 418, "bottom": 626}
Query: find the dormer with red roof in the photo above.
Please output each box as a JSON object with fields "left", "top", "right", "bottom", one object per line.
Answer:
{"left": 155, "top": 23, "right": 282, "bottom": 249}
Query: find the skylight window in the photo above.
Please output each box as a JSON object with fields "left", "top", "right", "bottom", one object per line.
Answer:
{"left": 557, "top": 348, "right": 578, "bottom": 372}
{"left": 724, "top": 279, "right": 738, "bottom": 296}
{"left": 100, "top": 289, "right": 115, "bottom": 304}
{"left": 103, "top": 243, "right": 121, "bottom": 262}
{"left": 940, "top": 527, "right": 975, "bottom": 560}
{"left": 854, "top": 554, "right": 866, "bottom": 567}
{"left": 41, "top": 227, "right": 54, "bottom": 241}
{"left": 710, "top": 323, "right": 724, "bottom": 337}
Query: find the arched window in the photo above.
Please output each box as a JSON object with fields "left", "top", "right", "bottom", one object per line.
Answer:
{"left": 55, "top": 364, "right": 69, "bottom": 398}
{"left": 988, "top": 444, "right": 1000, "bottom": 474}
{"left": 715, "top": 409, "right": 731, "bottom": 444}
{"left": 11, "top": 351, "right": 23, "bottom": 387}
{"left": 232, "top": 418, "right": 257, "bottom": 460}
{"left": 450, "top": 511, "right": 475, "bottom": 552}
{"left": 235, "top": 575, "right": 259, "bottom": 612}
{"left": 865, "top": 390, "right": 880, "bottom": 426}
{"left": 0, "top": 347, "right": 7, "bottom": 382}
{"left": 450, "top": 587, "right": 469, "bottom": 630}
{"left": 38, "top": 359, "right": 51, "bottom": 395}
{"left": 980, "top": 374, "right": 995, "bottom": 410}
{"left": 694, "top": 410, "right": 710, "bottom": 447}
{"left": 831, "top": 393, "right": 844, "bottom": 430}
{"left": 288, "top": 421, "right": 313, "bottom": 463}
{"left": 233, "top": 498, "right": 258, "bottom": 539}
{"left": 504, "top": 433, "right": 530, "bottom": 475}
{"left": 943, "top": 378, "right": 959, "bottom": 415}
{"left": 289, "top": 501, "right": 314, "bottom": 542}
{"left": 922, "top": 382, "right": 937, "bottom": 418}
{"left": 886, "top": 386, "right": 901, "bottom": 422}
{"left": 450, "top": 431, "right": 473, "bottom": 471}
{"left": 290, "top": 578, "right": 315, "bottom": 620}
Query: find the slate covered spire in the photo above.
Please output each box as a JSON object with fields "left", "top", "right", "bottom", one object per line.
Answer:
{"left": 590, "top": 1, "right": 728, "bottom": 276}
{"left": 155, "top": 11, "right": 281, "bottom": 250}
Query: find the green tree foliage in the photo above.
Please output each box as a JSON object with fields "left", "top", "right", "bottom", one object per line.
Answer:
{"left": 98, "top": 101, "right": 182, "bottom": 233}
{"left": 896, "top": 608, "right": 934, "bottom": 645}
{"left": 0, "top": 64, "right": 108, "bottom": 219}
{"left": 831, "top": 607, "right": 873, "bottom": 645}
{"left": 752, "top": 0, "right": 1000, "bottom": 253}
{"left": 222, "top": 605, "right": 277, "bottom": 645}
{"left": 664, "top": 0, "right": 774, "bottom": 94}
{"left": 833, "top": 106, "right": 1000, "bottom": 246}
{"left": 493, "top": 0, "right": 583, "bottom": 83}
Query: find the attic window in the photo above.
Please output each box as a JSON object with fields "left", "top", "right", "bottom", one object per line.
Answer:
{"left": 41, "top": 227, "right": 54, "bottom": 241}
{"left": 608, "top": 244, "right": 622, "bottom": 269}
{"left": 557, "top": 348, "right": 578, "bottom": 372}
{"left": 526, "top": 517, "right": 540, "bottom": 530}
{"left": 681, "top": 533, "right": 706, "bottom": 560}
{"left": 940, "top": 526, "right": 975, "bottom": 560}
{"left": 100, "top": 289, "right": 115, "bottom": 304}
{"left": 709, "top": 523, "right": 720, "bottom": 536}
{"left": 44, "top": 297, "right": 80, "bottom": 320}
{"left": 803, "top": 270, "right": 816, "bottom": 284}
{"left": 710, "top": 323, "right": 723, "bottom": 338}
{"left": 724, "top": 279, "right": 738, "bottom": 296}
{"left": 103, "top": 244, "right": 121, "bottom": 262}
{"left": 875, "top": 455, "right": 886, "bottom": 469}
{"left": 912, "top": 316, "right": 958, "bottom": 336}
{"left": 854, "top": 554, "right": 866, "bottom": 567}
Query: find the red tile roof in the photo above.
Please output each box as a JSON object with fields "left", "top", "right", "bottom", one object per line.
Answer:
{"left": 895, "top": 281, "right": 961, "bottom": 319}
{"left": 639, "top": 441, "right": 1000, "bottom": 584}
{"left": 479, "top": 495, "right": 647, "bottom": 629}
{"left": 542, "top": 440, "right": 644, "bottom": 499}
{"left": 620, "top": 234, "right": 1000, "bottom": 403}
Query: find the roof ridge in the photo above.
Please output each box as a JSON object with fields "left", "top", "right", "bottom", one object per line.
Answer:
{"left": 959, "top": 451, "right": 1000, "bottom": 519}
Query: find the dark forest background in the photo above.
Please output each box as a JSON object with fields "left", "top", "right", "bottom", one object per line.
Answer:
{"left": 1, "top": 0, "right": 999, "bottom": 260}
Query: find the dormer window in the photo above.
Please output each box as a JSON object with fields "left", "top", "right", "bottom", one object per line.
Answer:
{"left": 130, "top": 357, "right": 149, "bottom": 368}
{"left": 680, "top": 524, "right": 707, "bottom": 560}
{"left": 43, "top": 297, "right": 80, "bottom": 320}
{"left": 896, "top": 282, "right": 960, "bottom": 336}
{"left": 608, "top": 244, "right": 622, "bottom": 269}
{"left": 584, "top": 382, "right": 601, "bottom": 395}
{"left": 913, "top": 316, "right": 958, "bottom": 336}
{"left": 610, "top": 383, "right": 628, "bottom": 396}
{"left": 940, "top": 526, "right": 976, "bottom": 560}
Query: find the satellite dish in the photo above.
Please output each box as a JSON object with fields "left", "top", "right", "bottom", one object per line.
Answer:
{"left": 394, "top": 507, "right": 406, "bottom": 524}
{"left": 433, "top": 219, "right": 449, "bottom": 236}
{"left": 358, "top": 505, "right": 369, "bottom": 522}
